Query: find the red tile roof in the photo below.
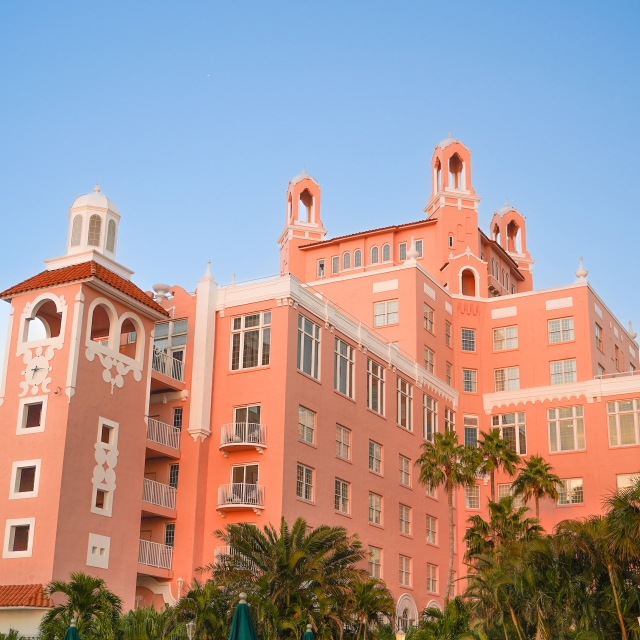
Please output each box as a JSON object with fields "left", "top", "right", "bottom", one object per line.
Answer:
{"left": 298, "top": 219, "right": 437, "bottom": 249}
{"left": 0, "top": 584, "right": 52, "bottom": 608}
{"left": 0, "top": 261, "right": 169, "bottom": 316}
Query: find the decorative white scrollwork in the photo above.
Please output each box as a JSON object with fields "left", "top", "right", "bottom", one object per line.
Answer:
{"left": 85, "top": 347, "right": 142, "bottom": 393}
{"left": 19, "top": 346, "right": 55, "bottom": 397}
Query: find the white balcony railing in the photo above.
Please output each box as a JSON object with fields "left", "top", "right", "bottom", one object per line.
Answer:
{"left": 220, "top": 423, "right": 266, "bottom": 454}
{"left": 147, "top": 418, "right": 181, "bottom": 450}
{"left": 143, "top": 478, "right": 177, "bottom": 510}
{"left": 138, "top": 539, "right": 173, "bottom": 570}
{"left": 152, "top": 349, "right": 184, "bottom": 382}
{"left": 217, "top": 483, "right": 265, "bottom": 511}
{"left": 594, "top": 370, "right": 640, "bottom": 380}
{"left": 214, "top": 545, "right": 257, "bottom": 570}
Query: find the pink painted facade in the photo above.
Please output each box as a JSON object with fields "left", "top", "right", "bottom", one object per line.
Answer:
{"left": 1, "top": 138, "right": 639, "bottom": 633}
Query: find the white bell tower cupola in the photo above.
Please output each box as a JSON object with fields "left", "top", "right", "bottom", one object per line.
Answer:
{"left": 45, "top": 184, "right": 133, "bottom": 280}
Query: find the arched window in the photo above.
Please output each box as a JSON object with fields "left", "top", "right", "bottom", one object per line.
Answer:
{"left": 448, "top": 235, "right": 454, "bottom": 249}
{"left": 435, "top": 159, "right": 442, "bottom": 192}
{"left": 461, "top": 269, "right": 476, "bottom": 297}
{"left": 343, "top": 252, "right": 351, "bottom": 270}
{"left": 371, "top": 246, "right": 379, "bottom": 264}
{"left": 354, "top": 250, "right": 362, "bottom": 268}
{"left": 492, "top": 224, "right": 501, "bottom": 244}
{"left": 382, "top": 244, "right": 391, "bottom": 262}
{"left": 505, "top": 273, "right": 509, "bottom": 291}
{"left": 70, "top": 215, "right": 83, "bottom": 247}
{"left": 119, "top": 316, "right": 142, "bottom": 360}
{"left": 90, "top": 304, "right": 112, "bottom": 347}
{"left": 299, "top": 189, "right": 313, "bottom": 223}
{"left": 106, "top": 220, "right": 117, "bottom": 253}
{"left": 25, "top": 299, "right": 63, "bottom": 341}
{"left": 501, "top": 269, "right": 505, "bottom": 287}
{"left": 449, "top": 153, "right": 463, "bottom": 189}
{"left": 507, "top": 220, "right": 520, "bottom": 253}
{"left": 88, "top": 215, "right": 102, "bottom": 247}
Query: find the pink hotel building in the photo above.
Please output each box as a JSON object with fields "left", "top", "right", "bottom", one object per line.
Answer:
{"left": 1, "top": 136, "right": 639, "bottom": 634}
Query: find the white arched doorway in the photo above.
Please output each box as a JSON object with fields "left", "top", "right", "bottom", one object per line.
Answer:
{"left": 396, "top": 593, "right": 418, "bottom": 630}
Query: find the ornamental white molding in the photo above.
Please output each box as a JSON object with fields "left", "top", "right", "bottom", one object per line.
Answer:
{"left": 84, "top": 297, "right": 145, "bottom": 394}
{"left": 65, "top": 288, "right": 85, "bottom": 402}
{"left": 483, "top": 375, "right": 640, "bottom": 414}
{"left": 0, "top": 306, "right": 14, "bottom": 406}
{"left": 91, "top": 417, "right": 119, "bottom": 517}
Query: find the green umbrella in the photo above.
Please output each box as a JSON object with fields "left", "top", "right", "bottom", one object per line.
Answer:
{"left": 63, "top": 618, "right": 80, "bottom": 640}
{"left": 228, "top": 593, "right": 257, "bottom": 640}
{"left": 303, "top": 623, "right": 315, "bottom": 640}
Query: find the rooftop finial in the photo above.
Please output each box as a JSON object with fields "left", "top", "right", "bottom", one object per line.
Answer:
{"left": 629, "top": 321, "right": 637, "bottom": 341}
{"left": 406, "top": 236, "right": 419, "bottom": 261}
{"left": 448, "top": 130, "right": 452, "bottom": 138}
{"left": 505, "top": 198, "right": 509, "bottom": 207}
{"left": 575, "top": 257, "right": 588, "bottom": 281}
{"left": 302, "top": 166, "right": 306, "bottom": 174}
{"left": 202, "top": 260, "right": 214, "bottom": 282}
{"left": 94, "top": 183, "right": 101, "bottom": 193}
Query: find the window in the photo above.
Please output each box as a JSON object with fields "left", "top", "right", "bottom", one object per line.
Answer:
{"left": 492, "top": 413, "right": 527, "bottom": 454}
{"left": 336, "top": 425, "right": 351, "bottom": 460}
{"left": 548, "top": 317, "right": 574, "bottom": 343}
{"left": 173, "top": 407, "right": 183, "bottom": 430}
{"left": 615, "top": 345, "right": 621, "bottom": 370}
{"left": 448, "top": 235, "right": 454, "bottom": 248}
{"left": 598, "top": 364, "right": 605, "bottom": 378}
{"left": 368, "top": 547, "right": 382, "bottom": 578}
{"left": 230, "top": 312, "right": 271, "bottom": 370}
{"left": 399, "top": 504, "right": 411, "bottom": 535}
{"left": 462, "top": 369, "right": 477, "bottom": 393}
{"left": 3, "top": 518, "right": 35, "bottom": 558}
{"left": 464, "top": 415, "right": 478, "bottom": 447}
{"left": 445, "top": 407, "right": 455, "bottom": 432}
{"left": 498, "top": 484, "right": 524, "bottom": 509}
{"left": 426, "top": 563, "right": 438, "bottom": 593}
{"left": 332, "top": 256, "right": 339, "bottom": 274}
{"left": 317, "top": 260, "right": 325, "bottom": 278}
{"left": 371, "top": 246, "right": 379, "bottom": 264}
{"left": 465, "top": 485, "right": 480, "bottom": 509}
{"left": 426, "top": 516, "right": 437, "bottom": 545}
{"left": 550, "top": 359, "right": 577, "bottom": 385}
{"left": 354, "top": 250, "right": 362, "bottom": 268}
{"left": 445, "top": 321, "right": 451, "bottom": 347}
{"left": 298, "top": 407, "right": 315, "bottom": 445}
{"left": 426, "top": 483, "right": 437, "bottom": 499}
{"left": 607, "top": 400, "right": 640, "bottom": 447}
{"left": 231, "top": 464, "right": 259, "bottom": 485}
{"left": 334, "top": 338, "right": 355, "bottom": 398}
{"left": 367, "top": 359, "right": 385, "bottom": 415}
{"left": 18, "top": 398, "right": 46, "bottom": 433}
{"left": 296, "top": 464, "right": 314, "bottom": 502}
{"left": 382, "top": 244, "right": 391, "bottom": 262}
{"left": 494, "top": 367, "right": 520, "bottom": 392}
{"left": 416, "top": 240, "right": 423, "bottom": 257}
{"left": 424, "top": 347, "right": 435, "bottom": 374}
{"left": 106, "top": 220, "right": 117, "bottom": 253}
{"left": 399, "top": 555, "right": 411, "bottom": 587}
{"left": 234, "top": 405, "right": 261, "bottom": 442}
{"left": 423, "top": 395, "right": 437, "bottom": 442}
{"left": 297, "top": 315, "right": 320, "bottom": 379}
{"left": 87, "top": 214, "right": 102, "bottom": 247}
{"left": 369, "top": 441, "right": 382, "bottom": 474}
{"left": 557, "top": 478, "right": 584, "bottom": 505}
{"left": 397, "top": 378, "right": 412, "bottom": 430}
{"left": 70, "top": 215, "right": 83, "bottom": 247}
{"left": 548, "top": 406, "right": 585, "bottom": 453}
{"left": 343, "top": 253, "right": 351, "bottom": 270}
{"left": 399, "top": 455, "right": 411, "bottom": 486}
{"left": 399, "top": 242, "right": 407, "bottom": 261}
{"left": 461, "top": 328, "right": 476, "bottom": 352}
{"left": 374, "top": 300, "right": 398, "bottom": 327}
{"left": 617, "top": 473, "right": 640, "bottom": 489}
{"left": 445, "top": 362, "right": 452, "bottom": 386}
{"left": 369, "top": 493, "right": 382, "bottom": 525}
{"left": 9, "top": 460, "right": 41, "bottom": 500}
{"left": 155, "top": 319, "right": 188, "bottom": 365}
{"left": 169, "top": 464, "right": 179, "bottom": 489}
{"left": 595, "top": 324, "right": 603, "bottom": 351}
{"left": 164, "top": 523, "right": 175, "bottom": 547}
{"left": 334, "top": 479, "right": 350, "bottom": 514}
{"left": 493, "top": 326, "right": 518, "bottom": 351}
{"left": 424, "top": 305, "right": 434, "bottom": 333}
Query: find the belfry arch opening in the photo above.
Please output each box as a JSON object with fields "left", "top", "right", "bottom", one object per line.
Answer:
{"left": 90, "top": 304, "right": 112, "bottom": 346}
{"left": 461, "top": 268, "right": 476, "bottom": 297}
{"left": 119, "top": 317, "right": 142, "bottom": 360}
{"left": 507, "top": 220, "right": 520, "bottom": 253}
{"left": 298, "top": 189, "right": 313, "bottom": 223}
{"left": 449, "top": 153, "right": 464, "bottom": 190}
{"left": 26, "top": 299, "right": 63, "bottom": 341}
{"left": 434, "top": 158, "right": 442, "bottom": 192}
{"left": 492, "top": 223, "right": 501, "bottom": 245}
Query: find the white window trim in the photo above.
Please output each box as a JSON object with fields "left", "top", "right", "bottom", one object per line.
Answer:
{"left": 3, "top": 517, "right": 36, "bottom": 558}
{"left": 16, "top": 395, "right": 48, "bottom": 435}
{"left": 9, "top": 459, "right": 42, "bottom": 500}
{"left": 91, "top": 417, "right": 119, "bottom": 517}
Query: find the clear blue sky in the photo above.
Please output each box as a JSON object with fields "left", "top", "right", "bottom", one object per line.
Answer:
{"left": 0, "top": 2, "right": 639, "bottom": 337}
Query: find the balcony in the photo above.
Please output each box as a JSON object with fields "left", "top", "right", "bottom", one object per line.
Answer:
{"left": 146, "top": 418, "right": 181, "bottom": 459}
{"left": 151, "top": 349, "right": 185, "bottom": 392}
{"left": 138, "top": 539, "right": 173, "bottom": 579}
{"left": 217, "top": 483, "right": 265, "bottom": 516}
{"left": 142, "top": 478, "right": 177, "bottom": 518}
{"left": 214, "top": 545, "right": 257, "bottom": 570}
{"left": 219, "top": 423, "right": 267, "bottom": 457}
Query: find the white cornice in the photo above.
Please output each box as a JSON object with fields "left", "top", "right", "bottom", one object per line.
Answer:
{"left": 483, "top": 375, "right": 640, "bottom": 414}
{"left": 45, "top": 250, "right": 134, "bottom": 280}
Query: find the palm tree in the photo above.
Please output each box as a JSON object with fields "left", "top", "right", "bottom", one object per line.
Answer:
{"left": 348, "top": 579, "right": 394, "bottom": 640}
{"left": 477, "top": 430, "right": 520, "bottom": 503}
{"left": 210, "top": 517, "right": 367, "bottom": 639}
{"left": 118, "top": 605, "right": 172, "bottom": 640}
{"left": 39, "top": 572, "right": 122, "bottom": 640}
{"left": 0, "top": 631, "right": 19, "bottom": 640}
{"left": 412, "top": 597, "right": 475, "bottom": 640}
{"left": 417, "top": 429, "right": 480, "bottom": 600}
{"left": 511, "top": 455, "right": 561, "bottom": 521}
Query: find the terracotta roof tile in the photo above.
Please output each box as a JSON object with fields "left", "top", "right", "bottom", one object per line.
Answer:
{"left": 298, "top": 219, "right": 437, "bottom": 249}
{"left": 0, "top": 584, "right": 52, "bottom": 608}
{"left": 0, "top": 262, "right": 169, "bottom": 316}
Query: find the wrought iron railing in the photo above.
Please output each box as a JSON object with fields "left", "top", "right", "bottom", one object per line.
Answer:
{"left": 142, "top": 478, "right": 177, "bottom": 510}
{"left": 152, "top": 349, "right": 184, "bottom": 382}
{"left": 217, "top": 483, "right": 265, "bottom": 508}
{"left": 220, "top": 423, "right": 266, "bottom": 447}
{"left": 147, "top": 418, "right": 181, "bottom": 449}
{"left": 138, "top": 539, "right": 173, "bottom": 570}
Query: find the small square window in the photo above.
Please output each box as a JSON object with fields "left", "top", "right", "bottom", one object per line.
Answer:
{"left": 9, "top": 460, "right": 41, "bottom": 500}
{"left": 95, "top": 489, "right": 108, "bottom": 510}
{"left": 101, "top": 425, "right": 113, "bottom": 444}
{"left": 3, "top": 518, "right": 35, "bottom": 558}
{"left": 17, "top": 397, "right": 47, "bottom": 434}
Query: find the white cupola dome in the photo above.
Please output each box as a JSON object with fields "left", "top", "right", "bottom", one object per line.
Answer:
{"left": 66, "top": 184, "right": 121, "bottom": 258}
